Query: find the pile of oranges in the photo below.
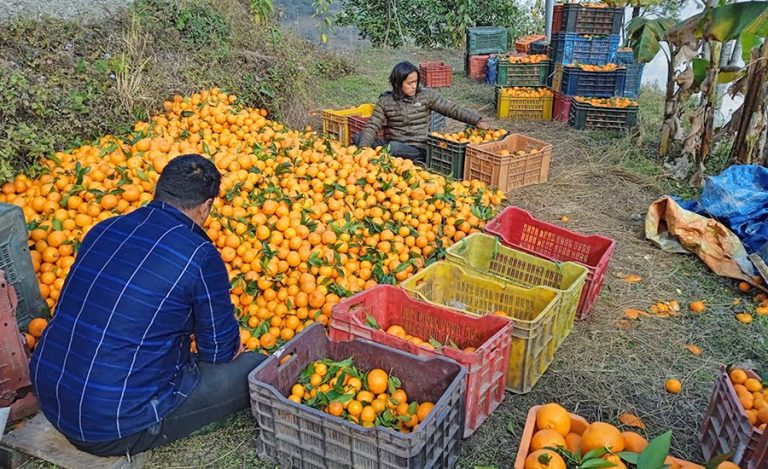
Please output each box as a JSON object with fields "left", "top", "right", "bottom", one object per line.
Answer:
{"left": 0, "top": 88, "right": 505, "bottom": 353}
{"left": 287, "top": 359, "right": 433, "bottom": 432}
{"left": 574, "top": 96, "right": 638, "bottom": 108}
{"left": 503, "top": 54, "right": 548, "bottom": 64}
{"left": 429, "top": 128, "right": 506, "bottom": 145}
{"left": 499, "top": 87, "right": 554, "bottom": 98}
{"left": 728, "top": 367, "right": 768, "bottom": 430}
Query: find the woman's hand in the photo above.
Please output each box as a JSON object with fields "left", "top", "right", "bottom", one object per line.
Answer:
{"left": 476, "top": 119, "right": 490, "bottom": 130}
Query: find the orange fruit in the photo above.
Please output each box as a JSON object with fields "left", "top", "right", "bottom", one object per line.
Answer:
{"left": 745, "top": 378, "right": 763, "bottom": 392}
{"left": 580, "top": 422, "right": 625, "bottom": 453}
{"left": 603, "top": 454, "right": 627, "bottom": 469}
{"left": 730, "top": 368, "right": 748, "bottom": 385}
{"left": 738, "top": 281, "right": 751, "bottom": 292}
{"left": 665, "top": 378, "right": 682, "bottom": 394}
{"left": 530, "top": 429, "right": 567, "bottom": 451}
{"left": 757, "top": 407, "right": 768, "bottom": 425}
{"left": 360, "top": 405, "right": 376, "bottom": 423}
{"left": 291, "top": 384, "right": 305, "bottom": 399}
{"left": 386, "top": 325, "right": 406, "bottom": 338}
{"left": 366, "top": 369, "right": 389, "bottom": 394}
{"left": 23, "top": 332, "right": 35, "bottom": 350}
{"left": 416, "top": 402, "right": 434, "bottom": 422}
{"left": 689, "top": 301, "right": 706, "bottom": 313}
{"left": 535, "top": 403, "right": 571, "bottom": 436}
{"left": 524, "top": 449, "right": 566, "bottom": 469}
{"left": 28, "top": 318, "right": 48, "bottom": 338}
{"left": 391, "top": 389, "right": 407, "bottom": 404}
{"left": 621, "top": 431, "right": 648, "bottom": 452}
{"left": 564, "top": 433, "right": 581, "bottom": 453}
{"left": 347, "top": 400, "right": 363, "bottom": 417}
{"left": 328, "top": 401, "right": 343, "bottom": 417}
{"left": 679, "top": 464, "right": 704, "bottom": 469}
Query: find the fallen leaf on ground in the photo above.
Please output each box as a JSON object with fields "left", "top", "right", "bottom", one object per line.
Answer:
{"left": 685, "top": 344, "right": 702, "bottom": 356}
{"left": 615, "top": 319, "right": 633, "bottom": 330}
{"left": 624, "top": 308, "right": 646, "bottom": 320}
{"left": 619, "top": 412, "right": 646, "bottom": 429}
{"left": 621, "top": 274, "right": 643, "bottom": 283}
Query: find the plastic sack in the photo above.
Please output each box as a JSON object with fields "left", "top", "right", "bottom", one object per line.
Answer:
{"left": 646, "top": 196, "right": 757, "bottom": 282}
{"left": 485, "top": 55, "right": 498, "bottom": 86}
{"left": 676, "top": 165, "right": 768, "bottom": 254}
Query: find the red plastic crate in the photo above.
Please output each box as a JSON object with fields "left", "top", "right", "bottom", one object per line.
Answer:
{"left": 348, "top": 115, "right": 386, "bottom": 141}
{"left": 700, "top": 365, "right": 768, "bottom": 469}
{"left": 0, "top": 269, "right": 38, "bottom": 423}
{"left": 484, "top": 206, "right": 615, "bottom": 319}
{"left": 329, "top": 285, "right": 512, "bottom": 438}
{"left": 419, "top": 62, "right": 453, "bottom": 88}
{"left": 466, "top": 54, "right": 490, "bottom": 81}
{"left": 553, "top": 91, "right": 572, "bottom": 123}
{"left": 249, "top": 323, "right": 466, "bottom": 468}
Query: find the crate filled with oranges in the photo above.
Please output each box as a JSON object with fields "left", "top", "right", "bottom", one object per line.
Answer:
{"left": 248, "top": 323, "right": 466, "bottom": 468}
{"left": 699, "top": 365, "right": 768, "bottom": 468}
{"left": 426, "top": 128, "right": 507, "bottom": 179}
{"left": 497, "top": 54, "right": 551, "bottom": 87}
{"left": 515, "top": 403, "right": 733, "bottom": 469}
{"left": 495, "top": 87, "right": 554, "bottom": 120}
{"left": 463, "top": 133, "right": 553, "bottom": 191}
{"left": 328, "top": 285, "right": 513, "bottom": 437}
{"left": 569, "top": 96, "right": 639, "bottom": 131}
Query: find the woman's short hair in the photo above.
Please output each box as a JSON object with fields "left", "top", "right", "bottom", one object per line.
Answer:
{"left": 154, "top": 154, "right": 221, "bottom": 209}
{"left": 389, "top": 61, "right": 420, "bottom": 100}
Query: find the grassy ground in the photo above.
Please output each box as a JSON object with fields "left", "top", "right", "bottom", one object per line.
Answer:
{"left": 15, "top": 47, "right": 768, "bottom": 468}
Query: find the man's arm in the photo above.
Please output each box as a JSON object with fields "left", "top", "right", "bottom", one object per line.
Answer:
{"left": 191, "top": 249, "right": 240, "bottom": 363}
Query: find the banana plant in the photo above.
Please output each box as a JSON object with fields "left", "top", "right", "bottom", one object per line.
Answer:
{"left": 627, "top": 1, "right": 768, "bottom": 183}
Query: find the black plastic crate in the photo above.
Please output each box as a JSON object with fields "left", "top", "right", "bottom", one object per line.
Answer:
{"left": 248, "top": 323, "right": 467, "bottom": 469}
{"left": 550, "top": 33, "right": 620, "bottom": 66}
{"left": 569, "top": 101, "right": 638, "bottom": 131}
{"left": 553, "top": 4, "right": 624, "bottom": 36}
{"left": 561, "top": 66, "right": 626, "bottom": 97}
{"left": 497, "top": 61, "right": 550, "bottom": 87}
{"left": 426, "top": 135, "right": 468, "bottom": 180}
{"left": 466, "top": 27, "right": 508, "bottom": 55}
{"left": 530, "top": 40, "right": 549, "bottom": 55}
{"left": 0, "top": 203, "right": 46, "bottom": 329}
{"left": 430, "top": 112, "right": 446, "bottom": 132}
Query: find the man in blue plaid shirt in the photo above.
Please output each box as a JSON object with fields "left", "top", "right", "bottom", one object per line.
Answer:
{"left": 30, "top": 154, "right": 264, "bottom": 457}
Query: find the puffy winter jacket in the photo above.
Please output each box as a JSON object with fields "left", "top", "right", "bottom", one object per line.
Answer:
{"left": 358, "top": 88, "right": 482, "bottom": 150}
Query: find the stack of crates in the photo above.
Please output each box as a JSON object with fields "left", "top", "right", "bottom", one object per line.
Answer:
{"left": 465, "top": 27, "right": 507, "bottom": 81}
{"left": 547, "top": 3, "right": 638, "bottom": 131}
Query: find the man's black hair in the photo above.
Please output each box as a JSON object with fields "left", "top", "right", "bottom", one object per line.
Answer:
{"left": 389, "top": 61, "right": 420, "bottom": 101}
{"left": 154, "top": 154, "right": 221, "bottom": 209}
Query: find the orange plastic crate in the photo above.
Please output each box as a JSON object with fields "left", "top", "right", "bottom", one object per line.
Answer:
{"left": 515, "top": 34, "right": 546, "bottom": 54}
{"left": 464, "top": 134, "right": 551, "bottom": 191}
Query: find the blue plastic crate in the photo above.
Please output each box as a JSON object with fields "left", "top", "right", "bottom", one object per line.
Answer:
{"left": 551, "top": 33, "right": 619, "bottom": 65}
{"left": 561, "top": 66, "right": 626, "bottom": 98}
{"left": 621, "top": 63, "right": 644, "bottom": 98}
{"left": 616, "top": 49, "right": 635, "bottom": 65}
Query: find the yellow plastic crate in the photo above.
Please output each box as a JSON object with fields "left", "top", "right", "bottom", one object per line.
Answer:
{"left": 322, "top": 103, "right": 375, "bottom": 146}
{"left": 401, "top": 261, "right": 561, "bottom": 393}
{"left": 445, "top": 233, "right": 587, "bottom": 349}
{"left": 496, "top": 88, "right": 553, "bottom": 120}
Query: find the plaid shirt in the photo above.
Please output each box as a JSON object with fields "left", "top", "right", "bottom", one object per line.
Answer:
{"left": 30, "top": 201, "right": 239, "bottom": 442}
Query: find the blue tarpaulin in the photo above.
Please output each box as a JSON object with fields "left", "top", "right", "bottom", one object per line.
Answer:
{"left": 676, "top": 165, "right": 768, "bottom": 255}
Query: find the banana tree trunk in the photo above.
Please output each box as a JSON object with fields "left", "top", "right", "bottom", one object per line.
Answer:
{"left": 660, "top": 46, "right": 678, "bottom": 156}
{"left": 690, "top": 40, "right": 722, "bottom": 186}
{"left": 731, "top": 41, "right": 768, "bottom": 164}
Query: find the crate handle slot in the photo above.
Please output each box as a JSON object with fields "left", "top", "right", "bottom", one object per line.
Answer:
{"left": 277, "top": 351, "right": 296, "bottom": 367}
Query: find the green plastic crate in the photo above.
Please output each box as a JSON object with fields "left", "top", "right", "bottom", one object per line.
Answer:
{"left": 426, "top": 135, "right": 467, "bottom": 180}
{"left": 466, "top": 27, "right": 508, "bottom": 55}
{"left": 445, "top": 233, "right": 588, "bottom": 348}
{"left": 497, "top": 61, "right": 550, "bottom": 87}
{"left": 569, "top": 101, "right": 638, "bottom": 131}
